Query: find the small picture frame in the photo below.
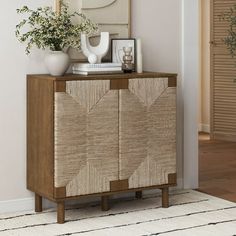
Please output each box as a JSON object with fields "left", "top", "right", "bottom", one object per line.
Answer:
{"left": 111, "top": 38, "right": 136, "bottom": 71}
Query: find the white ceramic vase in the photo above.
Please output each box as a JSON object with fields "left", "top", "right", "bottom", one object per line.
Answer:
{"left": 45, "top": 51, "right": 70, "bottom": 76}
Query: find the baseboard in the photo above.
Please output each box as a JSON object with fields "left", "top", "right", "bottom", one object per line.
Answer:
{"left": 0, "top": 196, "right": 58, "bottom": 214}
{"left": 198, "top": 123, "right": 210, "bottom": 133}
{"left": 0, "top": 197, "right": 34, "bottom": 214}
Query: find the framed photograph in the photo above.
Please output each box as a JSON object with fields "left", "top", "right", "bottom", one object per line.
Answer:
{"left": 111, "top": 38, "right": 136, "bottom": 71}
{"left": 55, "top": 0, "right": 131, "bottom": 61}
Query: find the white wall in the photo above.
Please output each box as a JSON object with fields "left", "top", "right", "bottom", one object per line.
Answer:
{"left": 0, "top": 0, "right": 53, "bottom": 203}
{"left": 182, "top": 0, "right": 199, "bottom": 189}
{"left": 0, "top": 0, "right": 199, "bottom": 212}
{"left": 131, "top": 0, "right": 181, "bottom": 73}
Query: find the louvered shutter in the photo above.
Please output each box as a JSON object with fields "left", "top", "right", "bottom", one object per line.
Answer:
{"left": 211, "top": 0, "right": 236, "bottom": 141}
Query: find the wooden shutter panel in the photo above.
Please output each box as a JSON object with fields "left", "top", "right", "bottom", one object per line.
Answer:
{"left": 211, "top": 0, "right": 236, "bottom": 141}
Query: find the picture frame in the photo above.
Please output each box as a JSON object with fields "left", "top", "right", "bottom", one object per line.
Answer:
{"left": 111, "top": 38, "right": 136, "bottom": 71}
{"left": 55, "top": 0, "right": 131, "bottom": 61}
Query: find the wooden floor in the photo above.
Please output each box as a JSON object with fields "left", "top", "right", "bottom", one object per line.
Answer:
{"left": 198, "top": 132, "right": 236, "bottom": 202}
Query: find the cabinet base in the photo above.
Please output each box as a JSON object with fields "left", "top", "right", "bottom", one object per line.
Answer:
{"left": 34, "top": 186, "right": 172, "bottom": 224}
{"left": 57, "top": 202, "right": 65, "bottom": 224}
{"left": 35, "top": 194, "right": 42, "bottom": 212}
{"left": 135, "top": 191, "right": 143, "bottom": 199}
{"left": 162, "top": 187, "right": 169, "bottom": 208}
{"left": 101, "top": 196, "right": 110, "bottom": 211}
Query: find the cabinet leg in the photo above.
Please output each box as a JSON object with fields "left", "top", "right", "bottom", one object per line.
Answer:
{"left": 162, "top": 187, "right": 169, "bottom": 208}
{"left": 101, "top": 196, "right": 110, "bottom": 211}
{"left": 135, "top": 191, "right": 143, "bottom": 199}
{"left": 35, "top": 193, "right": 42, "bottom": 212}
{"left": 57, "top": 201, "right": 65, "bottom": 224}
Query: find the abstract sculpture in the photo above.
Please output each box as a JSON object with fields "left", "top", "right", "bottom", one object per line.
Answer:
{"left": 81, "top": 32, "right": 110, "bottom": 64}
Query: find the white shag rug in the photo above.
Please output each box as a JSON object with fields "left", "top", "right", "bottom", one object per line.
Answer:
{"left": 0, "top": 190, "right": 236, "bottom": 236}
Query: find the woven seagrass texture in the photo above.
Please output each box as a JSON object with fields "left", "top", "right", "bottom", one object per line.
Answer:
{"left": 55, "top": 78, "right": 176, "bottom": 196}
{"left": 55, "top": 80, "right": 119, "bottom": 197}
{"left": 129, "top": 78, "right": 168, "bottom": 107}
{"left": 120, "top": 78, "right": 176, "bottom": 189}
{"left": 54, "top": 93, "right": 87, "bottom": 188}
{"left": 66, "top": 80, "right": 110, "bottom": 113}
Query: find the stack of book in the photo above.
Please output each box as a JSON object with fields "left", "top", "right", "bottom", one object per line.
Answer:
{"left": 72, "top": 63, "right": 122, "bottom": 75}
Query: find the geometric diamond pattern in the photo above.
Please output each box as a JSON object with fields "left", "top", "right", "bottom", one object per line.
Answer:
{"left": 129, "top": 78, "right": 168, "bottom": 108}
{"left": 54, "top": 78, "right": 176, "bottom": 196}
{"left": 119, "top": 79, "right": 176, "bottom": 189}
{"left": 54, "top": 81, "right": 119, "bottom": 197}
{"left": 66, "top": 80, "right": 110, "bottom": 113}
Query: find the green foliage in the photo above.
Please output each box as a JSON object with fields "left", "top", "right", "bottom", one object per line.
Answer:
{"left": 222, "top": 5, "right": 236, "bottom": 57}
{"left": 15, "top": 1, "right": 98, "bottom": 54}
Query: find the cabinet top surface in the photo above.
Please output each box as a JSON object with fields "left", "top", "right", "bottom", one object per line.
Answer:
{"left": 27, "top": 72, "right": 177, "bottom": 81}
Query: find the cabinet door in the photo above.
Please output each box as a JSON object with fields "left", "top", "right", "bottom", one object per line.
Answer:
{"left": 54, "top": 80, "right": 119, "bottom": 197}
{"left": 119, "top": 78, "right": 176, "bottom": 189}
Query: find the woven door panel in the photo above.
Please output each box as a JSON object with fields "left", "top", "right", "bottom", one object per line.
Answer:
{"left": 119, "top": 78, "right": 176, "bottom": 189}
{"left": 55, "top": 80, "right": 119, "bottom": 196}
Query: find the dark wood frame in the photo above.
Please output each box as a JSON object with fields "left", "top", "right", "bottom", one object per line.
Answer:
{"left": 111, "top": 38, "right": 137, "bottom": 71}
{"left": 27, "top": 72, "right": 177, "bottom": 224}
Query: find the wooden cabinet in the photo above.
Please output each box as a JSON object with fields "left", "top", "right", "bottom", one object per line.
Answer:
{"left": 27, "top": 72, "right": 177, "bottom": 223}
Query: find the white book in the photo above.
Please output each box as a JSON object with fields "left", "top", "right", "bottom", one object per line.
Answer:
{"left": 73, "top": 67, "right": 122, "bottom": 72}
{"left": 72, "top": 63, "right": 122, "bottom": 70}
{"left": 72, "top": 70, "right": 123, "bottom": 75}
